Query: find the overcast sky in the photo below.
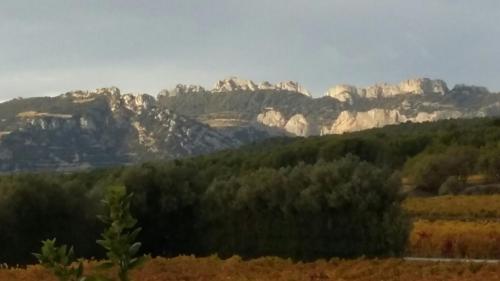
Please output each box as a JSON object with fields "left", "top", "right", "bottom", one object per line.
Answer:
{"left": 1, "top": 0, "right": 499, "bottom": 100}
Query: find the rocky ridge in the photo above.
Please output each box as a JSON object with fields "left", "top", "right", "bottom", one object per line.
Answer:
{"left": 0, "top": 88, "right": 247, "bottom": 172}
{"left": 325, "top": 78, "right": 449, "bottom": 102}
{"left": 158, "top": 77, "right": 499, "bottom": 137}
{"left": 158, "top": 77, "right": 312, "bottom": 98}
{"left": 1, "top": 77, "right": 499, "bottom": 172}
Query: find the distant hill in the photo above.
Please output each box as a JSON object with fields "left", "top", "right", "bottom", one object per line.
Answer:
{"left": 1, "top": 76, "right": 500, "bottom": 172}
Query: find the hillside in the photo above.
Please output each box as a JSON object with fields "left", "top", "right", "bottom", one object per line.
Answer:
{"left": 0, "top": 88, "right": 264, "bottom": 172}
{"left": 158, "top": 77, "right": 500, "bottom": 136}
{"left": 1, "top": 77, "right": 500, "bottom": 172}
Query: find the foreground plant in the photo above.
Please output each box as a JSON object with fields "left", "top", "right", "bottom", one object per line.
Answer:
{"left": 33, "top": 239, "right": 85, "bottom": 281}
{"left": 34, "top": 187, "right": 147, "bottom": 281}
{"left": 97, "top": 187, "right": 147, "bottom": 281}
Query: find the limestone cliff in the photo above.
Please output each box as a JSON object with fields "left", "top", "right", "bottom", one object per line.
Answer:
{"left": 159, "top": 77, "right": 498, "bottom": 137}
{"left": 0, "top": 88, "right": 246, "bottom": 172}
{"left": 326, "top": 78, "right": 449, "bottom": 102}
{"left": 1, "top": 77, "right": 500, "bottom": 172}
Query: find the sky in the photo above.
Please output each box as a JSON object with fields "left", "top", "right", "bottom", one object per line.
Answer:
{"left": 1, "top": 0, "right": 499, "bottom": 100}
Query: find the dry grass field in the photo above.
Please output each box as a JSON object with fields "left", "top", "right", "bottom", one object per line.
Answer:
{"left": 409, "top": 219, "right": 500, "bottom": 258}
{"left": 404, "top": 195, "right": 500, "bottom": 258}
{"left": 404, "top": 195, "right": 500, "bottom": 220}
{"left": 1, "top": 256, "right": 500, "bottom": 281}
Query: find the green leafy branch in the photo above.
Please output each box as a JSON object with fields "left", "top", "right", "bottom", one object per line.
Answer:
{"left": 33, "top": 239, "right": 85, "bottom": 281}
{"left": 34, "top": 187, "right": 147, "bottom": 281}
{"left": 97, "top": 188, "right": 147, "bottom": 281}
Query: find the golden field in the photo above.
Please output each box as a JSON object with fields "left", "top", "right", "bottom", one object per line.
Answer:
{"left": 404, "top": 195, "right": 500, "bottom": 220}
{"left": 1, "top": 256, "right": 500, "bottom": 281}
{"left": 405, "top": 195, "right": 500, "bottom": 258}
{"left": 409, "top": 219, "right": 500, "bottom": 258}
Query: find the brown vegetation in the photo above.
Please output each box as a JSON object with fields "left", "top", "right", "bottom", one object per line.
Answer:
{"left": 409, "top": 220, "right": 500, "bottom": 259}
{"left": 404, "top": 195, "right": 500, "bottom": 220}
{"left": 2, "top": 256, "right": 500, "bottom": 281}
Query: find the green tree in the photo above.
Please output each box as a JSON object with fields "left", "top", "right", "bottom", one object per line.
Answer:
{"left": 97, "top": 186, "right": 147, "bottom": 281}
{"left": 404, "top": 146, "right": 478, "bottom": 194}
{"left": 479, "top": 145, "right": 500, "bottom": 180}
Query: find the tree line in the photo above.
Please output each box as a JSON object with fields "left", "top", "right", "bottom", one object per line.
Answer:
{"left": 2, "top": 117, "right": 500, "bottom": 264}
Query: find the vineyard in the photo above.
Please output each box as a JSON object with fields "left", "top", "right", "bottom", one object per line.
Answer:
{"left": 404, "top": 195, "right": 500, "bottom": 220}
{"left": 408, "top": 220, "right": 500, "bottom": 258}
{"left": 1, "top": 256, "right": 500, "bottom": 281}
{"left": 404, "top": 195, "right": 500, "bottom": 259}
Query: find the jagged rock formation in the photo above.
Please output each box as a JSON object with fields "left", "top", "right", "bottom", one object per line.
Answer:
{"left": 158, "top": 77, "right": 500, "bottom": 137}
{"left": 320, "top": 109, "right": 463, "bottom": 134}
{"left": 213, "top": 77, "right": 260, "bottom": 92}
{"left": 325, "top": 85, "right": 358, "bottom": 104}
{"left": 284, "top": 114, "right": 311, "bottom": 136}
{"left": 0, "top": 88, "right": 248, "bottom": 172}
{"left": 175, "top": 76, "right": 313, "bottom": 97}
{"left": 1, "top": 76, "right": 500, "bottom": 172}
{"left": 326, "top": 78, "right": 448, "bottom": 102}
{"left": 257, "top": 108, "right": 287, "bottom": 128}
{"left": 274, "top": 81, "right": 311, "bottom": 97}
{"left": 156, "top": 77, "right": 312, "bottom": 100}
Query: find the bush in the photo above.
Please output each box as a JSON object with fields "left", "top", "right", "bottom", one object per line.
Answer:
{"left": 200, "top": 156, "right": 409, "bottom": 259}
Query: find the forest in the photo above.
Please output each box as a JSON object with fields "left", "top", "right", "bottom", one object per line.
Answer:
{"left": 2, "top": 117, "right": 500, "bottom": 265}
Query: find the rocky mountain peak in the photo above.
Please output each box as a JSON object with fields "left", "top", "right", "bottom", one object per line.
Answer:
{"left": 395, "top": 78, "right": 448, "bottom": 96}
{"left": 121, "top": 93, "right": 156, "bottom": 112}
{"left": 275, "top": 81, "right": 311, "bottom": 97}
{"left": 2, "top": 76, "right": 500, "bottom": 172}
{"left": 212, "top": 77, "right": 259, "bottom": 92}
{"left": 95, "top": 87, "right": 121, "bottom": 97}
{"left": 326, "top": 78, "right": 449, "bottom": 103}
{"left": 211, "top": 77, "right": 311, "bottom": 97}
{"left": 64, "top": 87, "right": 122, "bottom": 100}
{"left": 62, "top": 87, "right": 157, "bottom": 114}
{"left": 325, "top": 84, "right": 358, "bottom": 104}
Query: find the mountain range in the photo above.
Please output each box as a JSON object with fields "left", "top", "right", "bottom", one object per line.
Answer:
{"left": 0, "top": 76, "right": 498, "bottom": 172}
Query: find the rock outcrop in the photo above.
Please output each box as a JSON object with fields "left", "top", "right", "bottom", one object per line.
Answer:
{"left": 284, "top": 114, "right": 310, "bottom": 136}
{"left": 275, "top": 81, "right": 311, "bottom": 97}
{"left": 121, "top": 93, "right": 156, "bottom": 113}
{"left": 257, "top": 108, "right": 287, "bottom": 128}
{"left": 326, "top": 78, "right": 449, "bottom": 102}
{"left": 322, "top": 109, "right": 406, "bottom": 134}
{"left": 322, "top": 109, "right": 464, "bottom": 134}
{"left": 325, "top": 85, "right": 358, "bottom": 104}
{"left": 1, "top": 77, "right": 499, "bottom": 172}
{"left": 213, "top": 77, "right": 259, "bottom": 92}
{"left": 160, "top": 77, "right": 500, "bottom": 137}
{"left": 0, "top": 87, "right": 249, "bottom": 172}
{"left": 212, "top": 77, "right": 311, "bottom": 97}
{"left": 256, "top": 108, "right": 311, "bottom": 136}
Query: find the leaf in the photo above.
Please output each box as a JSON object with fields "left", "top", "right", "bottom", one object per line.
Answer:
{"left": 128, "top": 228, "right": 141, "bottom": 241}
{"left": 129, "top": 255, "right": 148, "bottom": 269}
{"left": 32, "top": 253, "right": 41, "bottom": 262}
{"left": 128, "top": 242, "right": 141, "bottom": 256}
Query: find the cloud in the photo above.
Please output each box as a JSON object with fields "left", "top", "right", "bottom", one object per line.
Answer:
{"left": 0, "top": 0, "right": 499, "bottom": 100}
